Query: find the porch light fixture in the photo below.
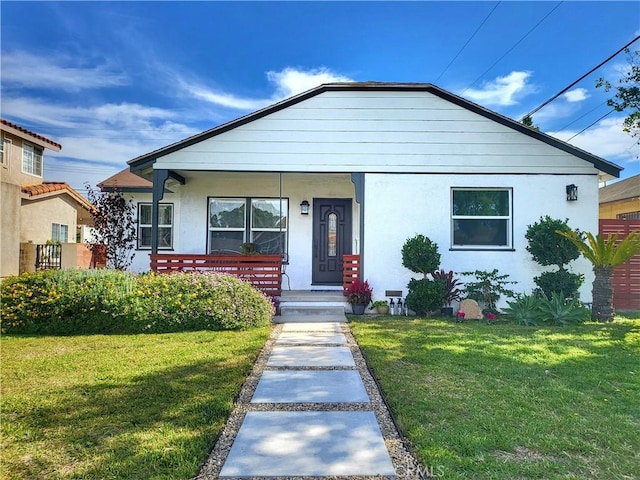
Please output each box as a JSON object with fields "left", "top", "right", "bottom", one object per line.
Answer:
{"left": 300, "top": 200, "right": 310, "bottom": 215}
{"left": 566, "top": 184, "right": 578, "bottom": 201}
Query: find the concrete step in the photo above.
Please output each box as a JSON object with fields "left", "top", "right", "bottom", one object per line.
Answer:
{"left": 279, "top": 305, "right": 346, "bottom": 316}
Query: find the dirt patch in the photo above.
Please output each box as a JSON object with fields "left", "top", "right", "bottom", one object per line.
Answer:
{"left": 493, "top": 446, "right": 547, "bottom": 462}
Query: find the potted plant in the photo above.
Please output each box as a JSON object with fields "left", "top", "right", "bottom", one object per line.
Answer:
{"left": 370, "top": 300, "right": 389, "bottom": 315}
{"left": 432, "top": 269, "right": 463, "bottom": 316}
{"left": 344, "top": 279, "right": 373, "bottom": 315}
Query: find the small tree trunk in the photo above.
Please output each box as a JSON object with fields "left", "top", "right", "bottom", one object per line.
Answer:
{"left": 591, "top": 266, "right": 614, "bottom": 322}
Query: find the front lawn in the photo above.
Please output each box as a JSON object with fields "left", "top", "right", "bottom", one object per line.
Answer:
{"left": 351, "top": 317, "right": 640, "bottom": 479}
{"left": 1, "top": 329, "right": 270, "bottom": 479}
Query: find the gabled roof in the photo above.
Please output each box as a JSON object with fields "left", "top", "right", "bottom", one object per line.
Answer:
{"left": 22, "top": 182, "right": 94, "bottom": 211}
{"left": 98, "top": 168, "right": 153, "bottom": 192}
{"left": 599, "top": 174, "right": 640, "bottom": 204}
{"left": 128, "top": 82, "right": 621, "bottom": 178}
{"left": 1, "top": 118, "right": 62, "bottom": 151}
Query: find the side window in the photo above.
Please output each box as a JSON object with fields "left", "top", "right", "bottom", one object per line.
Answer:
{"left": 451, "top": 188, "right": 512, "bottom": 249}
{"left": 22, "top": 142, "right": 43, "bottom": 176}
{"left": 51, "top": 223, "right": 69, "bottom": 243}
{"left": 138, "top": 203, "right": 173, "bottom": 249}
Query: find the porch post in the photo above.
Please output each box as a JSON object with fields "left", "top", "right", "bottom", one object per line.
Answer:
{"left": 351, "top": 172, "right": 365, "bottom": 279}
{"left": 151, "top": 169, "right": 169, "bottom": 254}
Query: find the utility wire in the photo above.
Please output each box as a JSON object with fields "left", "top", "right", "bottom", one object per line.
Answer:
{"left": 557, "top": 101, "right": 607, "bottom": 131}
{"left": 435, "top": 2, "right": 501, "bottom": 83}
{"left": 462, "top": 1, "right": 563, "bottom": 94}
{"left": 523, "top": 34, "right": 640, "bottom": 120}
{"left": 566, "top": 109, "right": 615, "bottom": 141}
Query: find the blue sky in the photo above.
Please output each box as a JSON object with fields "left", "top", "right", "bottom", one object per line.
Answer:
{"left": 1, "top": 1, "right": 639, "bottom": 193}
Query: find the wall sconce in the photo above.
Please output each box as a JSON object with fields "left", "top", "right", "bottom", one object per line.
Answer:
{"left": 300, "top": 200, "right": 310, "bottom": 215}
{"left": 566, "top": 184, "right": 578, "bottom": 201}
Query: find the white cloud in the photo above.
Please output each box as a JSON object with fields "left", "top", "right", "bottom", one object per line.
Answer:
{"left": 548, "top": 116, "right": 639, "bottom": 165}
{"left": 267, "top": 67, "right": 353, "bottom": 99}
{"left": 1, "top": 51, "right": 127, "bottom": 91}
{"left": 462, "top": 71, "right": 534, "bottom": 106}
{"left": 176, "top": 67, "right": 354, "bottom": 110}
{"left": 563, "top": 88, "right": 590, "bottom": 103}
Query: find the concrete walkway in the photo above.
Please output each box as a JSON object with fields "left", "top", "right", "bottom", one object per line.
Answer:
{"left": 194, "top": 309, "right": 425, "bottom": 479}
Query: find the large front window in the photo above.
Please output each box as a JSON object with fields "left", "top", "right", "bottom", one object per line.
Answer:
{"left": 138, "top": 203, "right": 173, "bottom": 249}
{"left": 451, "top": 188, "right": 512, "bottom": 249}
{"left": 208, "top": 197, "right": 288, "bottom": 255}
{"left": 22, "top": 142, "right": 43, "bottom": 176}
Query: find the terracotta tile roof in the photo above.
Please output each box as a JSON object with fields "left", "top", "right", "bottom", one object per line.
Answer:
{"left": 1, "top": 118, "right": 62, "bottom": 151}
{"left": 98, "top": 168, "right": 152, "bottom": 190}
{"left": 22, "top": 182, "right": 94, "bottom": 211}
{"left": 599, "top": 174, "right": 640, "bottom": 204}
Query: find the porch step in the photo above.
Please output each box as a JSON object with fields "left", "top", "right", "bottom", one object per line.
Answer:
{"left": 279, "top": 305, "right": 347, "bottom": 316}
{"left": 279, "top": 290, "right": 348, "bottom": 317}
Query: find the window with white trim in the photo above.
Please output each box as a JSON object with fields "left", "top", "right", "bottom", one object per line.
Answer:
{"left": 451, "top": 188, "right": 512, "bottom": 249}
{"left": 0, "top": 137, "right": 5, "bottom": 164}
{"left": 51, "top": 223, "right": 69, "bottom": 243}
{"left": 138, "top": 203, "right": 173, "bottom": 249}
{"left": 208, "top": 197, "right": 288, "bottom": 255}
{"left": 22, "top": 142, "right": 43, "bottom": 176}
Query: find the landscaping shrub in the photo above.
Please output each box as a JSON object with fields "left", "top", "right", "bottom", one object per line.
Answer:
{"left": 533, "top": 269, "right": 584, "bottom": 299}
{"left": 405, "top": 278, "right": 445, "bottom": 316}
{"left": 502, "top": 292, "right": 590, "bottom": 326}
{"left": 1, "top": 269, "right": 274, "bottom": 334}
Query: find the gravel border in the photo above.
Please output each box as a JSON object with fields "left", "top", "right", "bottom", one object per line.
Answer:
{"left": 195, "top": 321, "right": 426, "bottom": 480}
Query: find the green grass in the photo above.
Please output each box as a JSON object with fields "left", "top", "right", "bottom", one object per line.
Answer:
{"left": 350, "top": 315, "right": 640, "bottom": 479}
{"left": 1, "top": 328, "right": 270, "bottom": 479}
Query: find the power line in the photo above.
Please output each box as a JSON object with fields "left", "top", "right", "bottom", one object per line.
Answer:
{"left": 435, "top": 2, "right": 501, "bottom": 83}
{"left": 462, "top": 1, "right": 564, "bottom": 94}
{"left": 557, "top": 100, "right": 607, "bottom": 131}
{"left": 565, "top": 109, "right": 615, "bottom": 141}
{"left": 523, "top": 34, "right": 640, "bottom": 120}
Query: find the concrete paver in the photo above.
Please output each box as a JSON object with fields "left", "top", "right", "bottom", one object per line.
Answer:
{"left": 275, "top": 331, "right": 347, "bottom": 345}
{"left": 219, "top": 411, "right": 395, "bottom": 477}
{"left": 281, "top": 321, "right": 343, "bottom": 332}
{"left": 267, "top": 345, "right": 355, "bottom": 367}
{"left": 252, "top": 370, "right": 369, "bottom": 403}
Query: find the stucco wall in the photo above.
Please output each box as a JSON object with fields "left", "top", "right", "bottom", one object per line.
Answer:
{"left": 363, "top": 173, "right": 599, "bottom": 307}
{"left": 599, "top": 198, "right": 640, "bottom": 219}
{"left": 0, "top": 132, "right": 44, "bottom": 186}
{"left": 21, "top": 195, "right": 78, "bottom": 244}
{"left": 1, "top": 181, "right": 22, "bottom": 277}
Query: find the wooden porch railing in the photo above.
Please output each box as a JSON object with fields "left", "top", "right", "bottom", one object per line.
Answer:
{"left": 342, "top": 254, "right": 360, "bottom": 294}
{"left": 150, "top": 254, "right": 282, "bottom": 297}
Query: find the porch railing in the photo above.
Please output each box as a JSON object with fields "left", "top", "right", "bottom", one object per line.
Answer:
{"left": 150, "top": 254, "right": 282, "bottom": 297}
{"left": 342, "top": 254, "right": 360, "bottom": 294}
{"left": 36, "top": 244, "right": 62, "bottom": 270}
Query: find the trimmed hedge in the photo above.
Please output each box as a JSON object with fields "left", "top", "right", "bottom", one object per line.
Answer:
{"left": 1, "top": 269, "right": 274, "bottom": 334}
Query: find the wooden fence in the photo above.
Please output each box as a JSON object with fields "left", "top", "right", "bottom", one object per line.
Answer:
{"left": 599, "top": 219, "right": 640, "bottom": 311}
{"left": 150, "top": 254, "right": 282, "bottom": 297}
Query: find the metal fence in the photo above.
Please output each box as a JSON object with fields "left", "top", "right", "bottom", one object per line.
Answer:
{"left": 36, "top": 244, "right": 62, "bottom": 270}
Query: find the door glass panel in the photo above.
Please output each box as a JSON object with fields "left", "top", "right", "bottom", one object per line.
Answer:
{"left": 328, "top": 213, "right": 337, "bottom": 257}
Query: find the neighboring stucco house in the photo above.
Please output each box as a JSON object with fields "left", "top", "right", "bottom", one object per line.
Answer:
{"left": 117, "top": 82, "right": 621, "bottom": 306}
{"left": 0, "top": 119, "right": 93, "bottom": 277}
{"left": 599, "top": 174, "right": 640, "bottom": 220}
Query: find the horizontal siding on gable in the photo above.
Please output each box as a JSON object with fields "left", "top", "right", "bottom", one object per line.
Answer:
{"left": 155, "top": 90, "right": 598, "bottom": 175}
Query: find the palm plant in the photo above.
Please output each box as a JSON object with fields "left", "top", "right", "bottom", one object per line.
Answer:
{"left": 556, "top": 229, "right": 640, "bottom": 321}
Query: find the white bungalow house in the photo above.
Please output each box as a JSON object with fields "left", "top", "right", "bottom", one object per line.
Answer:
{"left": 120, "top": 82, "right": 622, "bottom": 307}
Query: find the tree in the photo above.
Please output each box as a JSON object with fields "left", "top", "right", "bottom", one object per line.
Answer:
{"left": 525, "top": 216, "right": 583, "bottom": 298}
{"left": 521, "top": 114, "right": 540, "bottom": 131}
{"left": 86, "top": 183, "right": 136, "bottom": 270}
{"left": 401, "top": 234, "right": 440, "bottom": 278}
{"left": 596, "top": 48, "right": 640, "bottom": 144}
{"left": 556, "top": 229, "right": 640, "bottom": 321}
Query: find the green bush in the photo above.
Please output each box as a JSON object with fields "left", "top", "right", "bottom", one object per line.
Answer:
{"left": 533, "top": 269, "right": 584, "bottom": 299}
{"left": 405, "top": 278, "right": 445, "bottom": 316}
{"left": 401, "top": 234, "right": 441, "bottom": 278}
{"left": 502, "top": 292, "right": 590, "bottom": 326}
{"left": 502, "top": 294, "right": 545, "bottom": 326}
{"left": 1, "top": 270, "right": 274, "bottom": 334}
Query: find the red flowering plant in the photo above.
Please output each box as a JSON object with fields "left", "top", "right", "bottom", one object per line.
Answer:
{"left": 344, "top": 279, "right": 373, "bottom": 305}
